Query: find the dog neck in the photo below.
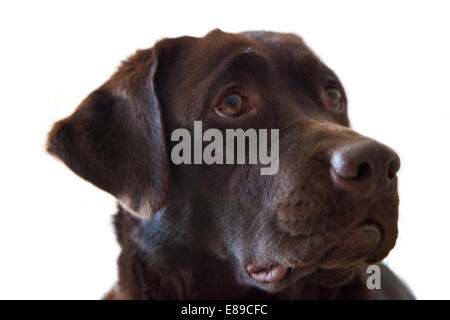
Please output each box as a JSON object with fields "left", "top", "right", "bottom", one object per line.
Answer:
{"left": 112, "top": 205, "right": 372, "bottom": 299}
{"left": 113, "top": 205, "right": 249, "bottom": 299}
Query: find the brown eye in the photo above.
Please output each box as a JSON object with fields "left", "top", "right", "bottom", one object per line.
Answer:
{"left": 216, "top": 93, "right": 244, "bottom": 118}
{"left": 325, "top": 87, "right": 343, "bottom": 111}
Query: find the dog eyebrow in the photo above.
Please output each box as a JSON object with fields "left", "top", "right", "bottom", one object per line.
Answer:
{"left": 215, "top": 47, "right": 269, "bottom": 78}
{"left": 231, "top": 49, "right": 267, "bottom": 70}
{"left": 196, "top": 47, "right": 270, "bottom": 119}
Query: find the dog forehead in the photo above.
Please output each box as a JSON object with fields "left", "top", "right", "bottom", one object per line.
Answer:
{"left": 156, "top": 30, "right": 319, "bottom": 91}
{"left": 201, "top": 30, "right": 314, "bottom": 64}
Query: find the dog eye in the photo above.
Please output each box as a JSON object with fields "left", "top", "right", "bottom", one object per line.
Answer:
{"left": 216, "top": 93, "right": 245, "bottom": 118}
{"left": 325, "top": 87, "right": 343, "bottom": 111}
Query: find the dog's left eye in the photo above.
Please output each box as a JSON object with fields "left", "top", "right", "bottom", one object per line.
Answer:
{"left": 324, "top": 87, "right": 343, "bottom": 111}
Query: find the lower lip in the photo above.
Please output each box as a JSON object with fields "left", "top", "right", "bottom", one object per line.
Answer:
{"left": 247, "top": 264, "right": 289, "bottom": 283}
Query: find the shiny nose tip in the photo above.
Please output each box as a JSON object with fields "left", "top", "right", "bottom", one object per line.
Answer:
{"left": 330, "top": 140, "right": 400, "bottom": 196}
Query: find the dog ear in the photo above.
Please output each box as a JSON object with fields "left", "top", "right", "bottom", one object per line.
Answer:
{"left": 47, "top": 47, "right": 171, "bottom": 219}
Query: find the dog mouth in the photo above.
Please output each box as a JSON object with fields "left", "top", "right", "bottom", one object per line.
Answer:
{"left": 246, "top": 220, "right": 383, "bottom": 289}
{"left": 246, "top": 264, "right": 289, "bottom": 283}
{"left": 319, "top": 221, "right": 382, "bottom": 269}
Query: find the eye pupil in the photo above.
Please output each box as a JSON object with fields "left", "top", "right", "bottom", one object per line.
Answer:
{"left": 326, "top": 88, "right": 341, "bottom": 101}
{"left": 325, "top": 87, "right": 343, "bottom": 111}
{"left": 224, "top": 95, "right": 241, "bottom": 109}
{"left": 216, "top": 93, "right": 244, "bottom": 117}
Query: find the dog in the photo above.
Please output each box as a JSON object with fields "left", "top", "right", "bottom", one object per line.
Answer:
{"left": 47, "top": 29, "right": 414, "bottom": 299}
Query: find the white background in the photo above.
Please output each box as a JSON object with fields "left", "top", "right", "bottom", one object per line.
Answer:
{"left": 0, "top": 0, "right": 449, "bottom": 299}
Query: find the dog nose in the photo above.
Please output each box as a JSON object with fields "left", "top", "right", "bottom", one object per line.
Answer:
{"left": 330, "top": 140, "right": 400, "bottom": 196}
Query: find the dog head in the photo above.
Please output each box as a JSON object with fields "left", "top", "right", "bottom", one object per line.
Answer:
{"left": 47, "top": 29, "right": 400, "bottom": 294}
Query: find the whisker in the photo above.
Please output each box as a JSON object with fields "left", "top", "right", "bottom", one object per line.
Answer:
{"left": 263, "top": 229, "right": 277, "bottom": 246}
{"left": 249, "top": 210, "right": 267, "bottom": 233}
{"left": 291, "top": 277, "right": 298, "bottom": 300}
{"left": 254, "top": 212, "right": 273, "bottom": 241}
{"left": 276, "top": 233, "right": 285, "bottom": 252}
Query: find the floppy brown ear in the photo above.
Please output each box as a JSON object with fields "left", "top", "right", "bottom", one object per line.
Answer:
{"left": 47, "top": 48, "right": 169, "bottom": 219}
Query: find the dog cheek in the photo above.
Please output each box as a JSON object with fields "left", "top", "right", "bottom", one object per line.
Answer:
{"left": 367, "top": 195, "right": 399, "bottom": 263}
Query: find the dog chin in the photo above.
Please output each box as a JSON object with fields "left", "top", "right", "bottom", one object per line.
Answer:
{"left": 306, "top": 267, "right": 359, "bottom": 287}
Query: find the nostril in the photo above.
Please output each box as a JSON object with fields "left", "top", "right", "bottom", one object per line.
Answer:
{"left": 330, "top": 140, "right": 400, "bottom": 195}
{"left": 387, "top": 164, "right": 395, "bottom": 179}
{"left": 387, "top": 156, "right": 401, "bottom": 179}
{"left": 356, "top": 162, "right": 372, "bottom": 181}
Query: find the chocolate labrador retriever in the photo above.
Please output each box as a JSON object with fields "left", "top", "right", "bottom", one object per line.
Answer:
{"left": 47, "top": 29, "right": 413, "bottom": 299}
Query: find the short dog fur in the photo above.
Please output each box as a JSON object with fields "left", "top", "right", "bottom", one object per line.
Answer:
{"left": 47, "top": 29, "right": 413, "bottom": 299}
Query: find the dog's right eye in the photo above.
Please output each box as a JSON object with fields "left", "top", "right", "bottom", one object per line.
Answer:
{"left": 216, "top": 93, "right": 246, "bottom": 118}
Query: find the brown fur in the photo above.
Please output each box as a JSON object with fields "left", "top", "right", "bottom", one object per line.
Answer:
{"left": 47, "top": 29, "right": 413, "bottom": 299}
